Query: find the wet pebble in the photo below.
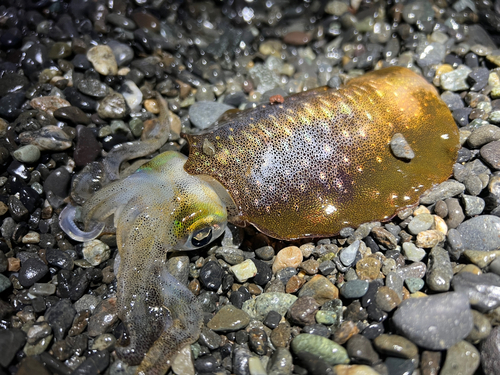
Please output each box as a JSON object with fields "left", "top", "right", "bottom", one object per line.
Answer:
{"left": 200, "top": 260, "right": 224, "bottom": 291}
{"left": 346, "top": 334, "right": 380, "bottom": 365}
{"left": 451, "top": 272, "right": 500, "bottom": 312}
{"left": 87, "top": 45, "right": 118, "bottom": 76}
{"left": 426, "top": 246, "right": 453, "bottom": 291}
{"left": 291, "top": 334, "right": 349, "bottom": 366}
{"left": 12, "top": 145, "right": 41, "bottom": 163}
{"left": 392, "top": 292, "right": 473, "bottom": 350}
{"left": 340, "top": 279, "right": 369, "bottom": 299}
{"left": 373, "top": 333, "right": 418, "bottom": 359}
{"left": 456, "top": 215, "right": 500, "bottom": 251}
{"left": 0, "top": 329, "right": 26, "bottom": 367}
{"left": 481, "top": 141, "right": 500, "bottom": 169}
{"left": 298, "top": 275, "right": 339, "bottom": 305}
{"left": 98, "top": 93, "right": 129, "bottom": 119}
{"left": 243, "top": 292, "right": 297, "bottom": 320}
{"left": 18, "top": 257, "right": 49, "bottom": 288}
{"left": 440, "top": 340, "right": 480, "bottom": 375}
{"left": 45, "top": 299, "right": 76, "bottom": 340}
{"left": 74, "top": 125, "right": 102, "bottom": 167}
{"left": 188, "top": 101, "right": 234, "bottom": 130}
{"left": 230, "top": 259, "right": 258, "bottom": 282}
{"left": 286, "top": 296, "right": 320, "bottom": 326}
{"left": 207, "top": 305, "right": 250, "bottom": 331}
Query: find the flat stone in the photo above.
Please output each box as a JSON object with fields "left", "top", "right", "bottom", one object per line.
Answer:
{"left": 481, "top": 141, "right": 500, "bottom": 170}
{"left": 291, "top": 334, "right": 349, "bottom": 366}
{"left": 188, "top": 101, "right": 234, "bottom": 130}
{"left": 392, "top": 292, "right": 473, "bottom": 350}
{"left": 373, "top": 333, "right": 418, "bottom": 359}
{"left": 207, "top": 305, "right": 250, "bottom": 332}
{"left": 420, "top": 180, "right": 466, "bottom": 204}
{"left": 426, "top": 246, "right": 453, "bottom": 291}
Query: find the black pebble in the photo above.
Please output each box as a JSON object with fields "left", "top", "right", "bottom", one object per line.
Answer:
{"left": 72, "top": 350, "right": 110, "bottom": 375}
{"left": 0, "top": 329, "right": 26, "bottom": 368}
{"left": 362, "top": 322, "right": 385, "bottom": 340}
{"left": 252, "top": 259, "right": 272, "bottom": 286}
{"left": 263, "top": 310, "right": 282, "bottom": 329}
{"left": 18, "top": 257, "right": 49, "bottom": 288}
{"left": 199, "top": 260, "right": 224, "bottom": 291}
{"left": 45, "top": 299, "right": 76, "bottom": 340}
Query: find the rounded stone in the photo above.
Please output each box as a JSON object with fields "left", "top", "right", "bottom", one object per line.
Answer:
{"left": 207, "top": 305, "right": 250, "bottom": 332}
{"left": 12, "top": 145, "right": 41, "bottom": 164}
{"left": 87, "top": 45, "right": 118, "bottom": 76}
{"left": 291, "top": 334, "right": 349, "bottom": 366}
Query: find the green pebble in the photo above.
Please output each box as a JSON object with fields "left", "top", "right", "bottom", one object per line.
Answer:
{"left": 129, "top": 118, "right": 144, "bottom": 137}
{"left": 315, "top": 310, "right": 338, "bottom": 325}
{"left": 12, "top": 145, "right": 41, "bottom": 163}
{"left": 291, "top": 334, "right": 349, "bottom": 366}
{"left": 489, "top": 110, "right": 500, "bottom": 124}
{"left": 242, "top": 292, "right": 297, "bottom": 320}
{"left": 110, "top": 120, "right": 129, "bottom": 133}
{"left": 405, "top": 277, "right": 424, "bottom": 293}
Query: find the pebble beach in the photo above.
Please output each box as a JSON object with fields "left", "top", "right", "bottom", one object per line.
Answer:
{"left": 1, "top": 0, "right": 500, "bottom": 374}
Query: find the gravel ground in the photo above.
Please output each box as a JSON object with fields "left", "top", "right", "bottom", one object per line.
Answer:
{"left": 1, "top": 0, "right": 500, "bottom": 374}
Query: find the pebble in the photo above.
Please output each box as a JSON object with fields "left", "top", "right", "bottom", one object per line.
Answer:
{"left": 356, "top": 257, "right": 382, "bottom": 280}
{"left": 408, "top": 213, "right": 434, "bottom": 234}
{"left": 77, "top": 78, "right": 110, "bottom": 99}
{"left": 0, "top": 274, "right": 11, "bottom": 293}
{"left": 463, "top": 250, "right": 500, "bottom": 268}
{"left": 12, "top": 145, "right": 41, "bottom": 164}
{"left": 74, "top": 125, "right": 102, "bottom": 167}
{"left": 18, "top": 258, "right": 49, "bottom": 288}
{"left": 98, "top": 93, "right": 129, "bottom": 119}
{"left": 200, "top": 260, "right": 224, "bottom": 291}
{"left": 267, "top": 347, "right": 293, "bottom": 375}
{"left": 440, "top": 65, "right": 472, "bottom": 91}
{"left": 390, "top": 133, "right": 415, "bottom": 160}
{"left": 188, "top": 101, "right": 234, "bottom": 130}
{"left": 243, "top": 292, "right": 297, "bottom": 320}
{"left": 456, "top": 215, "right": 500, "bottom": 251}
{"left": 87, "top": 45, "right": 118, "bottom": 76}
{"left": 373, "top": 333, "right": 418, "bottom": 359}
{"left": 19, "top": 125, "right": 72, "bottom": 151}
{"left": 339, "top": 240, "right": 360, "bottom": 267}
{"left": 53, "top": 106, "right": 90, "bottom": 125}
{"left": 346, "top": 334, "right": 380, "bottom": 365}
{"left": 0, "top": 329, "right": 26, "bottom": 367}
{"left": 440, "top": 340, "right": 480, "bottom": 375}
{"left": 426, "top": 246, "right": 453, "bottom": 291}
{"left": 207, "top": 305, "right": 250, "bottom": 331}
{"left": 415, "top": 229, "right": 445, "bottom": 248}
{"left": 340, "top": 279, "right": 369, "bottom": 299}
{"left": 286, "top": 296, "right": 320, "bottom": 326}
{"left": 481, "top": 141, "right": 500, "bottom": 169}
{"left": 334, "top": 365, "right": 380, "bottom": 375}
{"left": 87, "top": 298, "right": 118, "bottom": 336}
{"left": 291, "top": 334, "right": 349, "bottom": 366}
{"left": 30, "top": 96, "right": 71, "bottom": 117}
{"left": 392, "top": 292, "right": 473, "bottom": 350}
{"left": 451, "top": 272, "right": 500, "bottom": 312}
{"left": 171, "top": 345, "right": 195, "bottom": 375}
{"left": 273, "top": 246, "right": 303, "bottom": 273}
{"left": 298, "top": 275, "right": 339, "bottom": 305}
{"left": 45, "top": 299, "right": 76, "bottom": 340}
{"left": 107, "top": 40, "right": 134, "bottom": 67}
{"left": 231, "top": 259, "right": 258, "bottom": 282}
{"left": 467, "top": 124, "right": 500, "bottom": 148}
{"left": 82, "top": 239, "right": 110, "bottom": 266}
{"left": 402, "top": 242, "right": 426, "bottom": 262}
{"left": 419, "top": 180, "right": 466, "bottom": 204}
{"left": 481, "top": 326, "right": 500, "bottom": 375}
{"left": 374, "top": 286, "right": 401, "bottom": 312}
{"left": 120, "top": 81, "right": 143, "bottom": 112}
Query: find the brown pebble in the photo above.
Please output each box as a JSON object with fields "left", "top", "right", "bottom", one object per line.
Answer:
{"left": 282, "top": 31, "right": 311, "bottom": 46}
{"left": 0, "top": 201, "right": 8, "bottom": 215}
{"left": 144, "top": 98, "right": 160, "bottom": 114}
{"left": 273, "top": 246, "right": 303, "bottom": 273}
{"left": 269, "top": 94, "right": 284, "bottom": 104}
{"left": 176, "top": 79, "right": 192, "bottom": 99}
{"left": 131, "top": 11, "right": 160, "bottom": 31}
{"left": 299, "top": 258, "right": 319, "bottom": 275}
{"left": 415, "top": 230, "right": 445, "bottom": 248}
{"left": 375, "top": 286, "right": 401, "bottom": 312}
{"left": 68, "top": 310, "right": 90, "bottom": 337}
{"left": 298, "top": 274, "right": 339, "bottom": 305}
{"left": 30, "top": 96, "right": 71, "bottom": 117}
{"left": 286, "top": 296, "right": 320, "bottom": 326}
{"left": 421, "top": 350, "right": 441, "bottom": 375}
{"left": 101, "top": 266, "right": 115, "bottom": 284}
{"left": 356, "top": 257, "right": 382, "bottom": 280}
{"left": 270, "top": 322, "right": 292, "bottom": 348}
{"left": 333, "top": 320, "right": 359, "bottom": 345}
{"left": 374, "top": 333, "right": 418, "bottom": 359}
{"left": 286, "top": 275, "right": 305, "bottom": 293}
{"left": 188, "top": 279, "right": 201, "bottom": 296}
{"left": 248, "top": 283, "right": 262, "bottom": 295}
{"left": 8, "top": 257, "right": 21, "bottom": 272}
{"left": 371, "top": 227, "right": 398, "bottom": 250}
{"left": 334, "top": 364, "right": 380, "bottom": 375}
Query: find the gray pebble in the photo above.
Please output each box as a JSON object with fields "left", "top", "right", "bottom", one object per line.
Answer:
{"left": 340, "top": 279, "right": 369, "bottom": 299}
{"left": 390, "top": 133, "right": 415, "bottom": 160}
{"left": 77, "top": 78, "right": 110, "bottom": 99}
{"left": 420, "top": 180, "right": 465, "bottom": 205}
{"left": 441, "top": 91, "right": 464, "bottom": 110}
{"left": 408, "top": 213, "right": 434, "bottom": 235}
{"left": 467, "top": 124, "right": 500, "bottom": 148}
{"left": 481, "top": 326, "right": 500, "bottom": 375}
{"left": 12, "top": 144, "right": 41, "bottom": 163}
{"left": 98, "top": 93, "right": 129, "bottom": 119}
{"left": 394, "top": 262, "right": 427, "bottom": 280}
{"left": 405, "top": 277, "right": 424, "bottom": 293}
{"left": 440, "top": 65, "right": 472, "bottom": 91}
{"left": 481, "top": 141, "right": 500, "bottom": 170}
{"left": 445, "top": 198, "right": 465, "bottom": 229}
{"left": 467, "top": 310, "right": 492, "bottom": 343}
{"left": 392, "top": 292, "right": 473, "bottom": 350}
{"left": 107, "top": 40, "right": 134, "bottom": 67}
{"left": 188, "top": 101, "right": 234, "bottom": 130}
{"left": 462, "top": 195, "right": 485, "bottom": 216}
{"left": 415, "top": 42, "right": 446, "bottom": 67}
{"left": 386, "top": 272, "right": 404, "bottom": 299}
{"left": 426, "top": 246, "right": 453, "bottom": 291}
{"left": 452, "top": 272, "right": 500, "bottom": 312}
{"left": 456, "top": 215, "right": 500, "bottom": 251}
{"left": 267, "top": 347, "right": 293, "bottom": 375}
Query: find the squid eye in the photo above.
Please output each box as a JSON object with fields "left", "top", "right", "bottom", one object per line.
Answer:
{"left": 191, "top": 227, "right": 213, "bottom": 247}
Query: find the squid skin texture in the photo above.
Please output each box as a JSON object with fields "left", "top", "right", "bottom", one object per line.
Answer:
{"left": 184, "top": 66, "right": 460, "bottom": 240}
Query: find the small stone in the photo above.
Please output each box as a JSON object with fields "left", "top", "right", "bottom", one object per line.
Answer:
{"left": 420, "top": 180, "right": 466, "bottom": 204}
{"left": 440, "top": 65, "right": 472, "bottom": 91}
{"left": 230, "top": 259, "right": 258, "bottom": 283}
{"left": 420, "top": 351, "right": 441, "bottom": 375}
{"left": 267, "top": 347, "right": 293, "bottom": 374}
{"left": 287, "top": 296, "right": 320, "bottom": 326}
{"left": 334, "top": 364, "right": 380, "bottom": 375}
{"left": 83, "top": 239, "right": 110, "bottom": 266}
{"left": 340, "top": 279, "right": 369, "bottom": 299}
{"left": 356, "top": 257, "right": 382, "bottom": 280}
{"left": 390, "top": 133, "right": 415, "bottom": 160}
{"left": 339, "top": 240, "right": 359, "bottom": 267}
{"left": 346, "top": 334, "right": 380, "bottom": 365}
{"left": 12, "top": 145, "right": 41, "bottom": 164}
{"left": 408, "top": 213, "right": 434, "bottom": 234}
{"left": 467, "top": 125, "right": 500, "bottom": 148}
{"left": 74, "top": 125, "right": 102, "bottom": 167}
{"left": 0, "top": 274, "right": 12, "bottom": 293}
{"left": 18, "top": 258, "right": 49, "bottom": 288}
{"left": 53, "top": 106, "right": 90, "bottom": 125}
{"left": 243, "top": 292, "right": 297, "bottom": 320}
{"left": 481, "top": 141, "right": 500, "bottom": 170}
{"left": 87, "top": 298, "right": 118, "bottom": 336}
{"left": 45, "top": 299, "right": 76, "bottom": 340}
{"left": 374, "top": 286, "right": 401, "bottom": 312}
{"left": 0, "top": 329, "right": 26, "bottom": 367}
{"left": 87, "top": 45, "right": 118, "bottom": 76}
{"left": 373, "top": 334, "right": 418, "bottom": 359}
{"left": 171, "top": 344, "right": 195, "bottom": 375}
{"left": 77, "top": 78, "right": 110, "bottom": 99}
{"left": 273, "top": 246, "right": 303, "bottom": 273}
{"left": 402, "top": 242, "right": 426, "bottom": 262}
{"left": 120, "top": 80, "right": 143, "bottom": 112}
{"left": 199, "top": 260, "right": 224, "bottom": 291}
{"left": 440, "top": 340, "right": 480, "bottom": 375}
{"left": 30, "top": 96, "right": 70, "bottom": 117}
{"left": 392, "top": 292, "right": 473, "bottom": 350}
{"left": 456, "top": 216, "right": 500, "bottom": 251}
{"left": 481, "top": 326, "right": 500, "bottom": 375}
{"left": 207, "top": 305, "right": 250, "bottom": 332}
{"left": 19, "top": 125, "right": 72, "bottom": 151}
{"left": 298, "top": 274, "right": 339, "bottom": 305}
{"left": 188, "top": 101, "right": 234, "bottom": 130}
{"left": 291, "top": 334, "right": 349, "bottom": 366}
{"left": 416, "top": 230, "right": 445, "bottom": 248}
{"left": 467, "top": 310, "right": 492, "bottom": 343}
{"left": 426, "top": 246, "right": 453, "bottom": 291}
{"left": 464, "top": 250, "right": 500, "bottom": 268}
{"left": 98, "top": 93, "right": 129, "bottom": 119}
{"left": 92, "top": 333, "right": 116, "bottom": 351}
